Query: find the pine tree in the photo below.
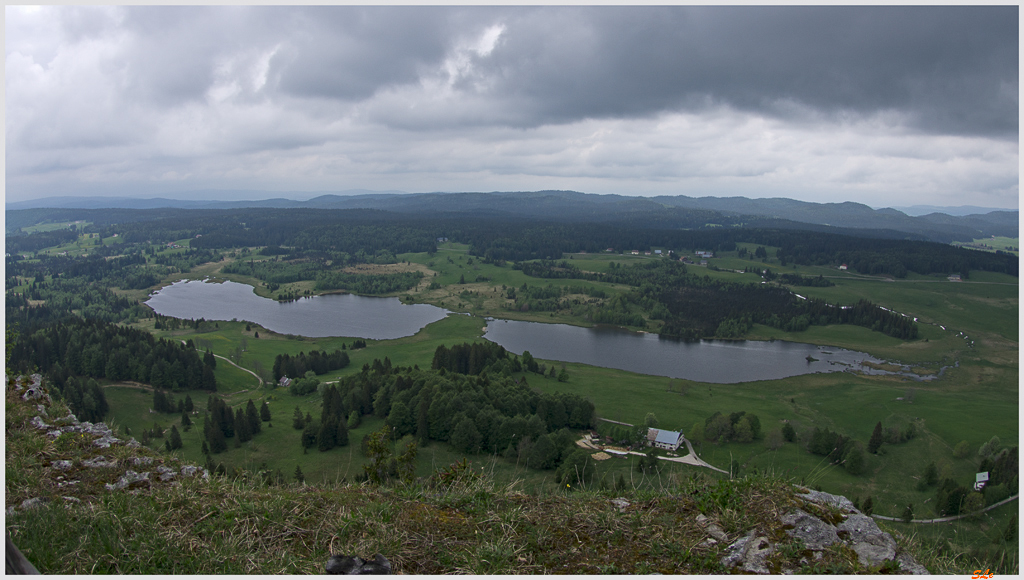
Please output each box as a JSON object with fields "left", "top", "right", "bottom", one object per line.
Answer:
{"left": 292, "top": 407, "right": 305, "bottom": 430}
{"left": 168, "top": 425, "right": 183, "bottom": 450}
{"left": 901, "top": 503, "right": 914, "bottom": 523}
{"left": 844, "top": 445, "right": 865, "bottom": 475}
{"left": 294, "top": 465, "right": 305, "bottom": 484}
{"left": 336, "top": 418, "right": 349, "bottom": 447}
{"left": 236, "top": 408, "right": 252, "bottom": 443}
{"left": 184, "top": 394, "right": 194, "bottom": 413}
{"left": 781, "top": 422, "right": 796, "bottom": 442}
{"left": 317, "top": 418, "right": 337, "bottom": 452}
{"left": 246, "top": 399, "right": 261, "bottom": 435}
{"left": 181, "top": 411, "right": 192, "bottom": 431}
{"left": 260, "top": 401, "right": 272, "bottom": 422}
{"left": 868, "top": 421, "right": 884, "bottom": 454}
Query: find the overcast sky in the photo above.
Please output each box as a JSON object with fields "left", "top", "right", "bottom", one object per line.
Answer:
{"left": 5, "top": 5, "right": 1019, "bottom": 209}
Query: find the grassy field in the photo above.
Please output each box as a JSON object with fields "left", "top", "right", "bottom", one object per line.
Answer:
{"left": 86, "top": 241, "right": 1016, "bottom": 555}
{"left": 953, "top": 236, "right": 1019, "bottom": 257}
{"left": 19, "top": 220, "right": 90, "bottom": 234}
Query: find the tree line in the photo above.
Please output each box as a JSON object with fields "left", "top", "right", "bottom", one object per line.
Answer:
{"left": 273, "top": 349, "right": 351, "bottom": 381}
{"left": 294, "top": 349, "right": 596, "bottom": 474}
{"left": 8, "top": 317, "right": 218, "bottom": 399}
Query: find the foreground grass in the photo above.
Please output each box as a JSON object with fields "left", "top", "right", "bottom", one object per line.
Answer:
{"left": 9, "top": 382, "right": 965, "bottom": 575}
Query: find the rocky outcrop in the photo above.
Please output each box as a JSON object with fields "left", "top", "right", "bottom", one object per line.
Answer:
{"left": 718, "top": 488, "right": 928, "bottom": 574}
{"left": 8, "top": 373, "right": 209, "bottom": 515}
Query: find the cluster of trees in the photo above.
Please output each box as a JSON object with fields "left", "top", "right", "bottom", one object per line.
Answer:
{"left": 660, "top": 280, "right": 917, "bottom": 340}
{"left": 273, "top": 349, "right": 350, "bottom": 381}
{"left": 6, "top": 276, "right": 152, "bottom": 328}
{"left": 57, "top": 376, "right": 109, "bottom": 423}
{"left": 153, "top": 315, "right": 219, "bottom": 332}
{"left": 7, "top": 318, "right": 217, "bottom": 394}
{"left": 776, "top": 273, "right": 835, "bottom": 287}
{"left": 302, "top": 355, "right": 595, "bottom": 475}
{"left": 315, "top": 271, "right": 423, "bottom": 295}
{"left": 430, "top": 342, "right": 512, "bottom": 376}
{"left": 202, "top": 397, "right": 270, "bottom": 453}
{"left": 680, "top": 410, "right": 764, "bottom": 445}
{"left": 867, "top": 418, "right": 919, "bottom": 454}
{"left": 5, "top": 227, "right": 80, "bottom": 253}
{"left": 223, "top": 256, "right": 423, "bottom": 295}
{"left": 300, "top": 385, "right": 351, "bottom": 452}
{"left": 928, "top": 440, "right": 1016, "bottom": 517}
{"left": 500, "top": 281, "right": 607, "bottom": 313}
{"left": 152, "top": 390, "right": 194, "bottom": 415}
{"left": 222, "top": 258, "right": 323, "bottom": 286}
{"left": 807, "top": 427, "right": 867, "bottom": 475}
{"left": 506, "top": 258, "right": 918, "bottom": 340}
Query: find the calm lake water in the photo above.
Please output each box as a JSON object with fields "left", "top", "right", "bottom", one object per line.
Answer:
{"left": 147, "top": 279, "right": 886, "bottom": 383}
{"left": 482, "top": 319, "right": 885, "bottom": 384}
{"left": 145, "top": 279, "right": 449, "bottom": 340}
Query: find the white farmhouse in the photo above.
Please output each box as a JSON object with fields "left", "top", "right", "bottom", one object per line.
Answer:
{"left": 646, "top": 428, "right": 685, "bottom": 451}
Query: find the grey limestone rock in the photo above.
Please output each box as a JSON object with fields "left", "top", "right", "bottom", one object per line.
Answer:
{"left": 180, "top": 465, "right": 209, "bottom": 479}
{"left": 720, "top": 530, "right": 773, "bottom": 574}
{"left": 30, "top": 416, "right": 51, "bottom": 430}
{"left": 715, "top": 490, "right": 930, "bottom": 575}
{"left": 696, "top": 513, "right": 729, "bottom": 542}
{"left": 82, "top": 456, "right": 116, "bottom": 469}
{"left": 897, "top": 552, "right": 930, "bottom": 575}
{"left": 52, "top": 459, "right": 73, "bottom": 470}
{"left": 796, "top": 489, "right": 859, "bottom": 514}
{"left": 782, "top": 508, "right": 840, "bottom": 550}
{"left": 837, "top": 513, "right": 897, "bottom": 567}
{"left": 610, "top": 497, "right": 630, "bottom": 513}
{"left": 105, "top": 470, "right": 150, "bottom": 491}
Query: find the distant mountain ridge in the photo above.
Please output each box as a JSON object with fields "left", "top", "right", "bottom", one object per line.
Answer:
{"left": 6, "top": 190, "right": 1017, "bottom": 243}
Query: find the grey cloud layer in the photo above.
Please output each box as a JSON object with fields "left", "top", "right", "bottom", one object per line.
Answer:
{"left": 27, "top": 5, "right": 1016, "bottom": 135}
{"left": 5, "top": 5, "right": 1018, "bottom": 206}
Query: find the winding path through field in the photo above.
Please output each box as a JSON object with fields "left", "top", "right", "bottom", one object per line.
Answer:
{"left": 180, "top": 340, "right": 264, "bottom": 391}
{"left": 872, "top": 494, "right": 1018, "bottom": 524}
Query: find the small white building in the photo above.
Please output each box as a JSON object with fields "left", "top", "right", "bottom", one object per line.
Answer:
{"left": 948, "top": 274, "right": 961, "bottom": 282}
{"left": 278, "top": 376, "right": 292, "bottom": 388}
{"left": 839, "top": 264, "right": 848, "bottom": 270}
{"left": 646, "top": 428, "right": 685, "bottom": 451}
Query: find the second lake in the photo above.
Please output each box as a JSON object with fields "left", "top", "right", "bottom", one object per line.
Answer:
{"left": 483, "top": 318, "right": 885, "bottom": 384}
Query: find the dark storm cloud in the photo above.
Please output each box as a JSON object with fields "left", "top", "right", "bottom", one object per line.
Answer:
{"left": 77, "top": 6, "right": 1016, "bottom": 137}
{"left": 475, "top": 6, "right": 1017, "bottom": 137}
{"left": 5, "top": 5, "right": 1017, "bottom": 207}
{"left": 273, "top": 7, "right": 458, "bottom": 102}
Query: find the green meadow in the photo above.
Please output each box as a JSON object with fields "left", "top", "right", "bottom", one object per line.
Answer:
{"left": 95, "top": 241, "right": 1016, "bottom": 548}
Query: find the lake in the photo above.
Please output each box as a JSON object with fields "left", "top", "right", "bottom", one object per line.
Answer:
{"left": 145, "top": 279, "right": 449, "bottom": 340}
{"left": 483, "top": 318, "right": 885, "bottom": 384}
{"left": 147, "top": 279, "right": 887, "bottom": 383}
